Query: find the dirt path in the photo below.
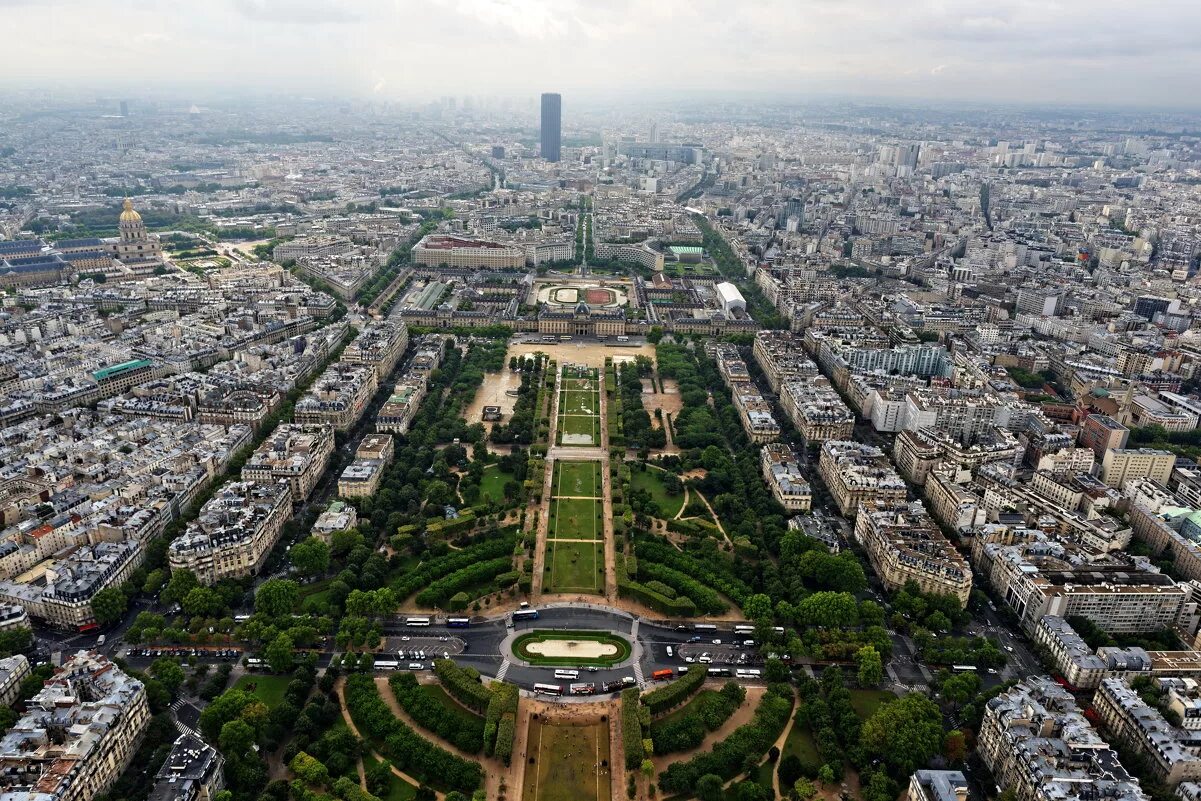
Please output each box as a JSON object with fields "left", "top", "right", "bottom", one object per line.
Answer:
{"left": 693, "top": 490, "right": 732, "bottom": 545}
{"left": 722, "top": 693, "right": 796, "bottom": 793}
{"left": 334, "top": 676, "right": 438, "bottom": 800}
{"left": 530, "top": 363, "right": 562, "bottom": 602}
{"left": 374, "top": 676, "right": 500, "bottom": 800}
{"left": 650, "top": 685, "right": 766, "bottom": 778}
{"left": 598, "top": 368, "right": 617, "bottom": 603}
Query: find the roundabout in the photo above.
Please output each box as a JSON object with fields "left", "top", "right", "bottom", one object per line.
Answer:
{"left": 512, "top": 629, "right": 632, "bottom": 667}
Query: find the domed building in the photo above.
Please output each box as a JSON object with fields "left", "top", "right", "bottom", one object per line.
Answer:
{"left": 108, "top": 198, "right": 164, "bottom": 269}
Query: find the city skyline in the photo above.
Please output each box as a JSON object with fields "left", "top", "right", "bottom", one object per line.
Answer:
{"left": 1, "top": 0, "right": 1200, "bottom": 109}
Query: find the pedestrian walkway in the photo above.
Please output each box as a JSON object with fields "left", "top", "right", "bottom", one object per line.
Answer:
{"left": 171, "top": 699, "right": 202, "bottom": 739}
{"left": 632, "top": 660, "right": 645, "bottom": 687}
{"left": 497, "top": 660, "right": 511, "bottom": 682}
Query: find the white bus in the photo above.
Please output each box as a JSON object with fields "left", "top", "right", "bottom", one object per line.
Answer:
{"left": 374, "top": 660, "right": 400, "bottom": 671}
{"left": 772, "top": 626, "right": 785, "bottom": 636}
{"left": 245, "top": 657, "right": 264, "bottom": 670}
{"left": 554, "top": 669, "right": 579, "bottom": 680}
{"left": 233, "top": 614, "right": 251, "bottom": 623}
{"left": 736, "top": 669, "right": 762, "bottom": 678}
{"left": 406, "top": 617, "right": 431, "bottom": 627}
{"left": 734, "top": 625, "right": 755, "bottom": 634}
{"left": 534, "top": 683, "right": 562, "bottom": 696}
{"left": 693, "top": 624, "right": 718, "bottom": 631}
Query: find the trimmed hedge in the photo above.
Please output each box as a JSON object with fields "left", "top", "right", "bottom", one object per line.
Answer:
{"left": 658, "top": 684, "right": 793, "bottom": 793}
{"left": 635, "top": 537, "right": 753, "bottom": 605}
{"left": 388, "top": 672, "right": 484, "bottom": 753}
{"left": 392, "top": 534, "right": 516, "bottom": 601}
{"left": 642, "top": 665, "right": 706, "bottom": 716}
{"left": 621, "top": 687, "right": 644, "bottom": 769}
{"left": 636, "top": 561, "right": 728, "bottom": 615}
{"left": 485, "top": 682, "right": 519, "bottom": 763}
{"left": 649, "top": 683, "right": 746, "bottom": 753}
{"left": 433, "top": 659, "right": 491, "bottom": 714}
{"left": 415, "top": 557, "right": 513, "bottom": 607}
{"left": 617, "top": 577, "right": 697, "bottom": 617}
{"left": 342, "top": 673, "right": 482, "bottom": 793}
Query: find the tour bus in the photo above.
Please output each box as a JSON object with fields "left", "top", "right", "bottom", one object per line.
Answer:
{"left": 952, "top": 664, "right": 978, "bottom": 673}
{"left": 406, "top": 617, "right": 431, "bottom": 627}
{"left": 735, "top": 668, "right": 762, "bottom": 679}
{"left": 772, "top": 626, "right": 786, "bottom": 636}
{"left": 554, "top": 669, "right": 580, "bottom": 680}
{"left": 708, "top": 667, "right": 731, "bottom": 677}
{"left": 512, "top": 609, "right": 540, "bottom": 622}
{"left": 245, "top": 657, "right": 264, "bottom": 670}
{"left": 446, "top": 617, "right": 471, "bottom": 628}
{"left": 374, "top": 660, "right": 399, "bottom": 671}
{"left": 534, "top": 683, "right": 562, "bottom": 696}
{"left": 615, "top": 336, "right": 630, "bottom": 343}
{"left": 570, "top": 683, "right": 595, "bottom": 695}
{"left": 651, "top": 669, "right": 674, "bottom": 681}
{"left": 693, "top": 623, "right": 717, "bottom": 631}
{"left": 233, "top": 614, "right": 251, "bottom": 623}
{"left": 733, "top": 625, "right": 755, "bottom": 635}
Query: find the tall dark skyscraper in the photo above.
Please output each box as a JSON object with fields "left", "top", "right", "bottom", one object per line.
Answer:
{"left": 540, "top": 93, "right": 561, "bottom": 163}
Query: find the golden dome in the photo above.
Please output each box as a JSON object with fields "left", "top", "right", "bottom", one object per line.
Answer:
{"left": 119, "top": 198, "right": 142, "bottom": 223}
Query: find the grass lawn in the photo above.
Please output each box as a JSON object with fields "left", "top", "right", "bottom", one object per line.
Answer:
{"left": 555, "top": 461, "right": 602, "bottom": 498}
{"left": 630, "top": 466, "right": 685, "bottom": 518}
{"left": 849, "top": 688, "right": 895, "bottom": 720}
{"left": 363, "top": 753, "right": 418, "bottom": 801}
{"left": 232, "top": 674, "right": 293, "bottom": 710}
{"left": 479, "top": 464, "right": 516, "bottom": 504}
{"left": 550, "top": 497, "right": 602, "bottom": 540}
{"left": 652, "top": 689, "right": 720, "bottom": 729}
{"left": 780, "top": 715, "right": 821, "bottom": 772}
{"left": 557, "top": 414, "right": 600, "bottom": 443}
{"left": 546, "top": 541, "right": 603, "bottom": 592}
{"left": 560, "top": 389, "right": 600, "bottom": 416}
{"left": 422, "top": 681, "right": 485, "bottom": 727}
{"left": 521, "top": 718, "right": 611, "bottom": 801}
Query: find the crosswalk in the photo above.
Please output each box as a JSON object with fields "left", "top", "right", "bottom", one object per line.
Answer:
{"left": 496, "top": 660, "right": 511, "bottom": 682}
{"left": 632, "top": 660, "right": 645, "bottom": 687}
{"left": 171, "top": 699, "right": 202, "bottom": 740}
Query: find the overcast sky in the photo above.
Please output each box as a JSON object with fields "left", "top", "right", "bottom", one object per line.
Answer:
{"left": 3, "top": 0, "right": 1200, "bottom": 108}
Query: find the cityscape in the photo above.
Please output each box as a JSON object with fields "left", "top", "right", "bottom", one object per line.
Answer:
{"left": 2, "top": 5, "right": 1201, "bottom": 801}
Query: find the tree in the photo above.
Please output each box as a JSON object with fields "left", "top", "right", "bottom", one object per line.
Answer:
{"left": 943, "top": 730, "right": 967, "bottom": 764}
{"left": 290, "top": 537, "right": 330, "bottom": 577}
{"left": 150, "top": 657, "right": 185, "bottom": 694}
{"left": 142, "top": 568, "right": 167, "bottom": 595}
{"left": 742, "top": 593, "right": 773, "bottom": 622}
{"left": 696, "top": 774, "right": 725, "bottom": 801}
{"left": 182, "top": 586, "right": 226, "bottom": 618}
{"left": 856, "top": 645, "right": 884, "bottom": 687}
{"left": 255, "top": 579, "right": 299, "bottom": 617}
{"left": 219, "top": 718, "right": 256, "bottom": 756}
{"left": 860, "top": 693, "right": 943, "bottom": 776}
{"left": 161, "top": 569, "right": 199, "bottom": 606}
{"left": 817, "top": 764, "right": 836, "bottom": 786}
{"left": 797, "top": 592, "right": 858, "bottom": 629}
{"left": 91, "top": 587, "right": 127, "bottom": 626}
{"left": 737, "top": 782, "right": 771, "bottom": 801}
{"left": 266, "top": 632, "right": 295, "bottom": 673}
{"left": 641, "top": 759, "right": 655, "bottom": 778}
{"left": 794, "top": 778, "right": 818, "bottom": 800}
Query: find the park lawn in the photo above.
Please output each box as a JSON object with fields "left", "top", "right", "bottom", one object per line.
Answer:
{"left": 363, "top": 753, "right": 418, "bottom": 801}
{"left": 479, "top": 464, "right": 516, "bottom": 504}
{"left": 546, "top": 541, "right": 603, "bottom": 592}
{"left": 560, "top": 389, "right": 600, "bottom": 416}
{"left": 232, "top": 674, "right": 293, "bottom": 710}
{"left": 422, "top": 681, "right": 485, "bottom": 726}
{"left": 521, "top": 718, "right": 611, "bottom": 801}
{"left": 849, "top": 688, "right": 895, "bottom": 721}
{"left": 780, "top": 716, "right": 821, "bottom": 771}
{"left": 558, "top": 414, "right": 600, "bottom": 442}
{"left": 551, "top": 497, "right": 602, "bottom": 540}
{"left": 630, "top": 467, "right": 685, "bottom": 518}
{"left": 555, "top": 461, "right": 602, "bottom": 498}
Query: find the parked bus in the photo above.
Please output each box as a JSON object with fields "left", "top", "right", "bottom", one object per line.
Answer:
{"left": 554, "top": 669, "right": 579, "bottom": 680}
{"left": 245, "top": 658, "right": 264, "bottom": 670}
{"left": 446, "top": 617, "right": 471, "bottom": 628}
{"left": 570, "top": 683, "right": 595, "bottom": 695}
{"left": 374, "top": 660, "right": 400, "bottom": 671}
{"left": 772, "top": 626, "right": 786, "bottom": 636}
{"left": 735, "top": 669, "right": 762, "bottom": 678}
{"left": 708, "top": 667, "right": 731, "bottom": 677}
{"left": 233, "top": 614, "right": 251, "bottom": 623}
{"left": 733, "top": 625, "right": 755, "bottom": 635}
{"left": 616, "top": 336, "right": 630, "bottom": 343}
{"left": 952, "top": 664, "right": 978, "bottom": 673}
{"left": 693, "top": 624, "right": 717, "bottom": 631}
{"left": 534, "top": 683, "right": 562, "bottom": 696}
{"left": 651, "top": 669, "right": 674, "bottom": 681}
{"left": 512, "top": 609, "right": 540, "bottom": 621}
{"left": 406, "top": 617, "right": 431, "bottom": 627}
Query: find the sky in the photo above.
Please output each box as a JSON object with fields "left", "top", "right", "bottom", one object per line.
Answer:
{"left": 2, "top": 0, "right": 1200, "bottom": 108}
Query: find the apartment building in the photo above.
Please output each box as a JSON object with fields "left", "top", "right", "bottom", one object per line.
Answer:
{"left": 341, "top": 321, "right": 409, "bottom": 380}
{"left": 0, "top": 651, "right": 150, "bottom": 801}
{"left": 760, "top": 443, "right": 812, "bottom": 512}
{"left": 817, "top": 440, "right": 907, "bottom": 517}
{"left": 241, "top": 423, "right": 334, "bottom": 502}
{"left": 731, "top": 385, "right": 780, "bottom": 444}
{"left": 0, "top": 541, "right": 145, "bottom": 631}
{"left": 294, "top": 362, "right": 378, "bottom": 431}
{"left": 375, "top": 375, "right": 427, "bottom": 434}
{"left": 0, "top": 655, "right": 30, "bottom": 707}
{"left": 1034, "top": 615, "right": 1109, "bottom": 690}
{"left": 906, "top": 771, "right": 969, "bottom": 801}
{"left": 780, "top": 380, "right": 854, "bottom": 444}
{"left": 412, "top": 235, "right": 526, "bottom": 270}
{"left": 1131, "top": 394, "right": 1198, "bottom": 433}
{"left": 148, "top": 733, "right": 226, "bottom": 801}
{"left": 751, "top": 330, "right": 819, "bottom": 392}
{"left": 337, "top": 460, "right": 384, "bottom": 498}
{"left": 273, "top": 235, "right": 353, "bottom": 263}
{"left": 924, "top": 471, "right": 987, "bottom": 532}
{"left": 168, "top": 482, "right": 292, "bottom": 585}
{"left": 978, "top": 677, "right": 1146, "bottom": 801}
{"left": 1080, "top": 413, "right": 1130, "bottom": 458}
{"left": 854, "top": 502, "right": 972, "bottom": 605}
{"left": 1093, "top": 677, "right": 1201, "bottom": 785}
{"left": 1102, "top": 448, "right": 1176, "bottom": 488}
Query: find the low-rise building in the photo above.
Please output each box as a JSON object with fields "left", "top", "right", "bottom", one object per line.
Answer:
{"left": 375, "top": 376, "right": 427, "bottom": 434}
{"left": 907, "top": 770, "right": 970, "bottom": 801}
{"left": 0, "top": 655, "right": 30, "bottom": 707}
{"left": 0, "top": 651, "right": 150, "bottom": 801}
{"left": 168, "top": 481, "right": 292, "bottom": 585}
{"left": 148, "top": 733, "right": 226, "bottom": 801}
{"left": 760, "top": 443, "right": 812, "bottom": 512}
{"left": 337, "top": 460, "right": 384, "bottom": 497}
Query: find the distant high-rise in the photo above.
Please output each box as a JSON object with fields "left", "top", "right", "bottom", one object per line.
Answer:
{"left": 540, "top": 93, "right": 561, "bottom": 163}
{"left": 119, "top": 100, "right": 129, "bottom": 117}
{"left": 491, "top": 145, "right": 505, "bottom": 160}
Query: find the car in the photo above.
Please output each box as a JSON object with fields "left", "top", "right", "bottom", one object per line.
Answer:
{"left": 698, "top": 655, "right": 712, "bottom": 664}
{"left": 987, "top": 668, "right": 998, "bottom": 674}
{"left": 1004, "top": 645, "right": 1014, "bottom": 653}
{"left": 588, "top": 666, "right": 598, "bottom": 673}
{"left": 401, "top": 636, "right": 411, "bottom": 642}
{"left": 684, "top": 657, "right": 695, "bottom": 663}
{"left": 439, "top": 636, "right": 448, "bottom": 642}
{"left": 688, "top": 636, "right": 702, "bottom": 643}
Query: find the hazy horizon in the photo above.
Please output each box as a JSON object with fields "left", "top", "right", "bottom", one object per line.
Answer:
{"left": 2, "top": 0, "right": 1200, "bottom": 110}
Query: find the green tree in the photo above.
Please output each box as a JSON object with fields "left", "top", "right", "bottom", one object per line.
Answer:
{"left": 794, "top": 778, "right": 818, "bottom": 800}
{"left": 742, "top": 593, "right": 773, "bottom": 622}
{"left": 944, "top": 730, "right": 967, "bottom": 764}
{"left": 142, "top": 568, "right": 167, "bottom": 595}
{"left": 161, "top": 569, "right": 199, "bottom": 606}
{"left": 817, "top": 764, "right": 835, "bottom": 786}
{"left": 696, "top": 774, "right": 725, "bottom": 801}
{"left": 860, "top": 693, "right": 943, "bottom": 776}
{"left": 219, "top": 718, "right": 256, "bottom": 756}
{"left": 182, "top": 586, "right": 226, "bottom": 617}
{"left": 290, "top": 537, "right": 330, "bottom": 578}
{"left": 255, "top": 578, "right": 299, "bottom": 617}
{"left": 91, "top": 587, "right": 127, "bottom": 626}
{"left": 797, "top": 592, "right": 858, "bottom": 628}
{"left": 266, "top": 632, "right": 294, "bottom": 673}
{"left": 150, "top": 657, "right": 185, "bottom": 694}
{"left": 856, "top": 645, "right": 884, "bottom": 687}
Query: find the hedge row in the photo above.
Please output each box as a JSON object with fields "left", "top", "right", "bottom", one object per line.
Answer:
{"left": 642, "top": 665, "right": 707, "bottom": 716}
{"left": 617, "top": 577, "right": 697, "bottom": 617}
{"left": 342, "top": 673, "right": 482, "bottom": 793}
{"left": 635, "top": 537, "right": 753, "bottom": 605}
{"left": 485, "top": 682, "right": 519, "bottom": 764}
{"left": 621, "top": 687, "right": 644, "bottom": 769}
{"left": 658, "top": 684, "right": 793, "bottom": 793}
{"left": 650, "top": 683, "right": 746, "bottom": 753}
{"left": 426, "top": 509, "right": 477, "bottom": 536}
{"left": 392, "top": 534, "right": 517, "bottom": 600}
{"left": 636, "top": 561, "right": 728, "bottom": 615}
{"left": 415, "top": 557, "right": 514, "bottom": 607}
{"left": 433, "top": 659, "right": 492, "bottom": 714}
{"left": 388, "top": 672, "right": 484, "bottom": 753}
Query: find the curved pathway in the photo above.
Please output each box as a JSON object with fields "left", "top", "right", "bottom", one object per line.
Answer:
{"left": 334, "top": 676, "right": 439, "bottom": 800}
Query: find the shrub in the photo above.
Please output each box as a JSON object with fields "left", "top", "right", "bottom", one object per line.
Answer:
{"left": 622, "top": 687, "right": 645, "bottom": 769}
{"left": 388, "top": 672, "right": 484, "bottom": 753}
{"left": 433, "top": 660, "right": 491, "bottom": 714}
{"left": 642, "top": 666, "right": 706, "bottom": 716}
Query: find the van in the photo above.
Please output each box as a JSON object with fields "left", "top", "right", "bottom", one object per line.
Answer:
{"left": 665, "top": 646, "right": 674, "bottom": 658}
{"left": 408, "top": 663, "right": 424, "bottom": 670}
{"left": 698, "top": 655, "right": 713, "bottom": 664}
